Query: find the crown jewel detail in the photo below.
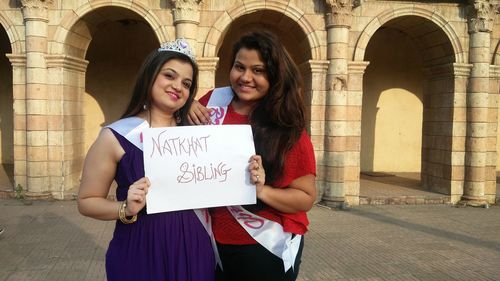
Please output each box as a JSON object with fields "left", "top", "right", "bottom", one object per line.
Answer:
{"left": 158, "top": 38, "right": 196, "bottom": 63}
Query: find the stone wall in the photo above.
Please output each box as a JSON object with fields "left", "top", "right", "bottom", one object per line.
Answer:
{"left": 0, "top": 0, "right": 498, "bottom": 205}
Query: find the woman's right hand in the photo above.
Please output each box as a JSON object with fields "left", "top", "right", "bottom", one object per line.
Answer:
{"left": 187, "top": 100, "right": 212, "bottom": 125}
{"left": 126, "top": 177, "right": 150, "bottom": 216}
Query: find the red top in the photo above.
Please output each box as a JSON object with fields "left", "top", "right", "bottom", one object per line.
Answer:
{"left": 199, "top": 90, "right": 316, "bottom": 245}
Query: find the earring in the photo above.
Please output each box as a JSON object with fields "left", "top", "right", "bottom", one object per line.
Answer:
{"left": 143, "top": 104, "right": 148, "bottom": 111}
{"left": 175, "top": 111, "right": 181, "bottom": 123}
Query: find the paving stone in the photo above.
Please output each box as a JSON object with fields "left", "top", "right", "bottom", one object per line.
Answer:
{"left": 1, "top": 199, "right": 500, "bottom": 281}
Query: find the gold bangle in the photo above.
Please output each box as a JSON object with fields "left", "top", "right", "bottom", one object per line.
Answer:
{"left": 118, "top": 200, "right": 137, "bottom": 224}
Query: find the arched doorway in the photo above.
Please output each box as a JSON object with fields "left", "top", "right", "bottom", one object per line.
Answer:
{"left": 82, "top": 7, "right": 159, "bottom": 153}
{"left": 361, "top": 16, "right": 456, "bottom": 199}
{"left": 214, "top": 10, "right": 313, "bottom": 124}
{"left": 0, "top": 25, "right": 13, "bottom": 190}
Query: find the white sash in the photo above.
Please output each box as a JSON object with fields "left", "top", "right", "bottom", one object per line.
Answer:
{"left": 207, "top": 86, "right": 234, "bottom": 125}
{"left": 207, "top": 88, "right": 301, "bottom": 272}
{"left": 106, "top": 117, "right": 222, "bottom": 268}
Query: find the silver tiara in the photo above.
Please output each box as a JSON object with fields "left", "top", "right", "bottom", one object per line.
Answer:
{"left": 158, "top": 38, "right": 196, "bottom": 63}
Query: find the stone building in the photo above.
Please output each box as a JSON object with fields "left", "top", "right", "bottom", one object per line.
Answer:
{"left": 0, "top": 0, "right": 498, "bottom": 206}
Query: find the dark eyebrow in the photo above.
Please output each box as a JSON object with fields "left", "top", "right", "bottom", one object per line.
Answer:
{"left": 233, "top": 61, "right": 265, "bottom": 68}
{"left": 161, "top": 67, "right": 177, "bottom": 73}
{"left": 161, "top": 67, "right": 192, "bottom": 83}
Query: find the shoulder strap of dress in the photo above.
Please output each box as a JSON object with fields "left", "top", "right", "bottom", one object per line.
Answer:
{"left": 106, "top": 117, "right": 149, "bottom": 151}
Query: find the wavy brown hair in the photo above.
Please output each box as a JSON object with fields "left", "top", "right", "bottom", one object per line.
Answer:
{"left": 230, "top": 31, "right": 305, "bottom": 183}
{"left": 122, "top": 49, "right": 198, "bottom": 126}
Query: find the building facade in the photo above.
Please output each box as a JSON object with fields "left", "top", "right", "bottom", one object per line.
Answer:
{"left": 0, "top": 0, "right": 499, "bottom": 206}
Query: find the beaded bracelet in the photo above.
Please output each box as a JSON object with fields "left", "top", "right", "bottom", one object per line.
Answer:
{"left": 118, "top": 200, "right": 137, "bottom": 224}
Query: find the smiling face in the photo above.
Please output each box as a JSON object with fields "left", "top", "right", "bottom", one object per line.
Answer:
{"left": 229, "top": 48, "right": 270, "bottom": 109}
{"left": 150, "top": 58, "right": 194, "bottom": 115}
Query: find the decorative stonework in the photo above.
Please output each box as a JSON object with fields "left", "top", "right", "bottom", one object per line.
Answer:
{"left": 0, "top": 0, "right": 497, "bottom": 206}
{"left": 467, "top": 0, "right": 497, "bottom": 33}
{"left": 170, "top": 0, "right": 203, "bottom": 24}
{"left": 326, "top": 0, "right": 354, "bottom": 27}
{"left": 46, "top": 55, "right": 89, "bottom": 73}
{"left": 21, "top": 0, "right": 53, "bottom": 21}
{"left": 330, "top": 76, "right": 347, "bottom": 91}
{"left": 20, "top": 0, "right": 54, "bottom": 9}
{"left": 309, "top": 60, "right": 330, "bottom": 74}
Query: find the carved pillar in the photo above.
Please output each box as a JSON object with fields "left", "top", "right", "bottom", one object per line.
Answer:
{"left": 345, "top": 61, "right": 369, "bottom": 205}
{"left": 485, "top": 2, "right": 500, "bottom": 204}
{"left": 322, "top": 0, "right": 355, "bottom": 207}
{"left": 461, "top": 0, "right": 495, "bottom": 206}
{"left": 196, "top": 57, "right": 218, "bottom": 98}
{"left": 21, "top": 0, "right": 53, "bottom": 199}
{"left": 45, "top": 55, "right": 89, "bottom": 199}
{"left": 307, "top": 60, "right": 329, "bottom": 202}
{"left": 487, "top": 65, "right": 500, "bottom": 203}
{"left": 6, "top": 54, "right": 27, "bottom": 190}
{"left": 170, "top": 0, "right": 203, "bottom": 55}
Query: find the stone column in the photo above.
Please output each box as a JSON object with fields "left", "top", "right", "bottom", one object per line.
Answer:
{"left": 461, "top": 0, "right": 495, "bottom": 206}
{"left": 170, "top": 0, "right": 203, "bottom": 55}
{"left": 6, "top": 54, "right": 27, "bottom": 191}
{"left": 196, "top": 57, "right": 218, "bottom": 98}
{"left": 322, "top": 0, "right": 354, "bottom": 207}
{"left": 485, "top": 2, "right": 500, "bottom": 204}
{"left": 307, "top": 60, "right": 329, "bottom": 202}
{"left": 486, "top": 65, "right": 500, "bottom": 203}
{"left": 21, "top": 0, "right": 53, "bottom": 199}
{"left": 451, "top": 63, "right": 472, "bottom": 203}
{"left": 45, "top": 54, "right": 89, "bottom": 199}
{"left": 345, "top": 61, "right": 369, "bottom": 205}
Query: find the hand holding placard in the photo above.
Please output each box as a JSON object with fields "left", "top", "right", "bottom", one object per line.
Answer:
{"left": 143, "top": 125, "right": 256, "bottom": 214}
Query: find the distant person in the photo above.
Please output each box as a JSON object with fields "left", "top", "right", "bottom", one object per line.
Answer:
{"left": 77, "top": 39, "right": 216, "bottom": 281}
{"left": 188, "top": 31, "right": 317, "bottom": 281}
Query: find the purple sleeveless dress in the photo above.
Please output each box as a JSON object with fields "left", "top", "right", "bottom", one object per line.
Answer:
{"left": 106, "top": 129, "right": 215, "bottom": 281}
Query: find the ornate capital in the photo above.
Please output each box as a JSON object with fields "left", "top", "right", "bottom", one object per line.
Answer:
{"left": 467, "top": 0, "right": 497, "bottom": 33}
{"left": 20, "top": 0, "right": 53, "bottom": 21}
{"left": 21, "top": 0, "right": 53, "bottom": 8}
{"left": 325, "top": 0, "right": 356, "bottom": 27}
{"left": 170, "top": 0, "right": 203, "bottom": 24}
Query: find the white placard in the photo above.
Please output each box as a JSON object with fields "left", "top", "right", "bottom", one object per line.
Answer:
{"left": 143, "top": 125, "right": 256, "bottom": 214}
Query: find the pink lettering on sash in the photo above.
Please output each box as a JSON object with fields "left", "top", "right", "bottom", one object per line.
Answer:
{"left": 210, "top": 107, "right": 225, "bottom": 125}
{"left": 228, "top": 206, "right": 265, "bottom": 229}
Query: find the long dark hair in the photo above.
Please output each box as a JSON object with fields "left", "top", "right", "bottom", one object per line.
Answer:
{"left": 122, "top": 49, "right": 199, "bottom": 126}
{"left": 231, "top": 31, "right": 305, "bottom": 183}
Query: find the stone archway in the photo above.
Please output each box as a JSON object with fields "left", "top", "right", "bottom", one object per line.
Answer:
{"left": 199, "top": 1, "right": 328, "bottom": 201}
{"left": 213, "top": 10, "right": 313, "bottom": 86}
{"left": 211, "top": 9, "right": 318, "bottom": 156}
{"left": 0, "top": 23, "right": 13, "bottom": 190}
{"left": 202, "top": 2, "right": 324, "bottom": 135}
{"left": 81, "top": 7, "right": 159, "bottom": 153}
{"left": 47, "top": 4, "right": 160, "bottom": 197}
{"left": 362, "top": 24, "right": 424, "bottom": 174}
{"left": 360, "top": 14, "right": 463, "bottom": 202}
{"left": 0, "top": 12, "right": 22, "bottom": 55}
{"left": 353, "top": 7, "right": 465, "bottom": 64}
{"left": 0, "top": 11, "right": 26, "bottom": 193}
{"left": 202, "top": 0, "right": 322, "bottom": 60}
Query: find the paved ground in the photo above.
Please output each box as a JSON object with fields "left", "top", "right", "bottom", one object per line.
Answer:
{"left": 0, "top": 198, "right": 499, "bottom": 281}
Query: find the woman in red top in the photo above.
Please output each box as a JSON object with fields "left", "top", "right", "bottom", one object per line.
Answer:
{"left": 189, "top": 31, "right": 316, "bottom": 281}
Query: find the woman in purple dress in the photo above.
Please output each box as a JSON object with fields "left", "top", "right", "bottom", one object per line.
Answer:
{"left": 77, "top": 39, "right": 216, "bottom": 281}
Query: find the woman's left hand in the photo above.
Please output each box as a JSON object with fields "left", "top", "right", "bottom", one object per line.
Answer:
{"left": 249, "top": 155, "right": 266, "bottom": 194}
